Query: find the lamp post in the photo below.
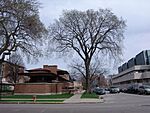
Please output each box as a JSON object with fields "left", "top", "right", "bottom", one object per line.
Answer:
{"left": 0, "top": 52, "right": 11, "bottom": 100}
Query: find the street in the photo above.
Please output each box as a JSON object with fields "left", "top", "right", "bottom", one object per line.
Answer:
{"left": 0, "top": 93, "right": 150, "bottom": 113}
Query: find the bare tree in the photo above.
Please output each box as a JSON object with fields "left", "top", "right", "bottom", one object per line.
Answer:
{"left": 70, "top": 57, "right": 108, "bottom": 91}
{"left": 0, "top": 0, "right": 47, "bottom": 61}
{"left": 6, "top": 53, "right": 25, "bottom": 83}
{"left": 48, "top": 9, "right": 126, "bottom": 92}
{"left": 9, "top": 53, "right": 25, "bottom": 67}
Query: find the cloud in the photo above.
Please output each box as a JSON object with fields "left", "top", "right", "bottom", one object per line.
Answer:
{"left": 26, "top": 0, "right": 150, "bottom": 72}
{"left": 124, "top": 32, "right": 150, "bottom": 61}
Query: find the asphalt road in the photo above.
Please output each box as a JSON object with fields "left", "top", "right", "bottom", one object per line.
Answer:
{"left": 0, "top": 93, "right": 150, "bottom": 113}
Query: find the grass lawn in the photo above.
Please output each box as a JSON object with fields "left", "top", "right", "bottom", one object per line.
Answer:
{"left": 37, "top": 93, "right": 73, "bottom": 99}
{"left": 81, "top": 92, "right": 99, "bottom": 99}
{"left": 0, "top": 99, "right": 64, "bottom": 103}
{"left": 2, "top": 93, "right": 73, "bottom": 99}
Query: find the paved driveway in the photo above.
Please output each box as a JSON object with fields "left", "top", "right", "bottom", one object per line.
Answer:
{"left": 0, "top": 93, "right": 150, "bottom": 113}
{"left": 103, "top": 93, "right": 150, "bottom": 105}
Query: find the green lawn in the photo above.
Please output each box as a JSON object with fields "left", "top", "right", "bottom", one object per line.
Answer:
{"left": 37, "top": 93, "right": 73, "bottom": 99}
{"left": 0, "top": 99, "right": 64, "bottom": 103}
{"left": 2, "top": 93, "right": 73, "bottom": 99}
{"left": 81, "top": 92, "right": 99, "bottom": 99}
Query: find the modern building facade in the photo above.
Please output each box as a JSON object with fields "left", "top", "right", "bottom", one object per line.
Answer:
{"left": 112, "top": 50, "right": 150, "bottom": 88}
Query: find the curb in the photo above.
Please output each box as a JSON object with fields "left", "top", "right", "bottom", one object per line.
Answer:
{"left": 0, "top": 100, "right": 104, "bottom": 104}
{"left": 0, "top": 102, "right": 64, "bottom": 104}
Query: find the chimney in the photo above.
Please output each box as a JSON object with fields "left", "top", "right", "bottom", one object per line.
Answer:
{"left": 43, "top": 65, "right": 58, "bottom": 75}
{"left": 43, "top": 65, "right": 49, "bottom": 69}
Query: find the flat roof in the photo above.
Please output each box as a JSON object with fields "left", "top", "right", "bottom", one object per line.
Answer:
{"left": 113, "top": 65, "right": 150, "bottom": 79}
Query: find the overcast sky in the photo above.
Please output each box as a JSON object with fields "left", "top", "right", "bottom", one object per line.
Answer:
{"left": 26, "top": 0, "right": 150, "bottom": 73}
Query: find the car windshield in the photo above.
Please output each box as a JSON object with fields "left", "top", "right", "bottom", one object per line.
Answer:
{"left": 144, "top": 86, "right": 150, "bottom": 89}
{"left": 111, "top": 87, "right": 118, "bottom": 89}
{"left": 95, "top": 88, "right": 103, "bottom": 90}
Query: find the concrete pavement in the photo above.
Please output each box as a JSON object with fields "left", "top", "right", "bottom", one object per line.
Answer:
{"left": 64, "top": 92, "right": 104, "bottom": 103}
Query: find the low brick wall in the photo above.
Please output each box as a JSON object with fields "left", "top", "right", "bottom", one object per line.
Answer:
{"left": 14, "top": 83, "right": 64, "bottom": 94}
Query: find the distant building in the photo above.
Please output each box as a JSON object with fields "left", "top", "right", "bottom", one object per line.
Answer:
{"left": 106, "top": 75, "right": 113, "bottom": 86}
{"left": 97, "top": 75, "right": 108, "bottom": 87}
{"left": 90, "top": 75, "right": 108, "bottom": 88}
{"left": 112, "top": 50, "right": 150, "bottom": 88}
{"left": 0, "top": 61, "right": 25, "bottom": 93}
{"left": 0, "top": 61, "right": 25, "bottom": 84}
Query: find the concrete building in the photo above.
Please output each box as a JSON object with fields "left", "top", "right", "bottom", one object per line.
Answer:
{"left": 112, "top": 50, "right": 150, "bottom": 88}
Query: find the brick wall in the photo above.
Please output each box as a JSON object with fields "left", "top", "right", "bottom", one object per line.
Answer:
{"left": 2, "top": 62, "right": 25, "bottom": 83}
{"left": 43, "top": 65, "right": 57, "bottom": 74}
{"left": 14, "top": 83, "right": 64, "bottom": 94}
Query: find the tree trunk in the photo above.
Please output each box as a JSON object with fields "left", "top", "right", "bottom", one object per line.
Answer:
{"left": 0, "top": 56, "right": 5, "bottom": 80}
{"left": 85, "top": 59, "right": 91, "bottom": 93}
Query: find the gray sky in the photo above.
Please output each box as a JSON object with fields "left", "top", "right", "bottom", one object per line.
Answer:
{"left": 26, "top": 0, "right": 150, "bottom": 73}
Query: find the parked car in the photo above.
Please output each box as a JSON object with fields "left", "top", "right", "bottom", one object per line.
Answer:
{"left": 105, "top": 88, "right": 110, "bottom": 94}
{"left": 120, "top": 88, "right": 127, "bottom": 93}
{"left": 109, "top": 87, "right": 120, "bottom": 93}
{"left": 93, "top": 88, "right": 106, "bottom": 95}
{"left": 138, "top": 85, "right": 150, "bottom": 95}
{"left": 126, "top": 85, "right": 139, "bottom": 94}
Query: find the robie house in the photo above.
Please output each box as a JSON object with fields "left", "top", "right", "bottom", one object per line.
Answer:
{"left": 112, "top": 50, "right": 150, "bottom": 89}
{"left": 14, "top": 65, "right": 75, "bottom": 95}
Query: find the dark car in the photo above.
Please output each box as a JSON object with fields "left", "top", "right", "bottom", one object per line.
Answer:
{"left": 93, "top": 88, "right": 106, "bottom": 95}
{"left": 126, "top": 85, "right": 140, "bottom": 94}
{"left": 120, "top": 88, "right": 127, "bottom": 93}
{"left": 138, "top": 85, "right": 150, "bottom": 95}
{"left": 109, "top": 87, "right": 120, "bottom": 93}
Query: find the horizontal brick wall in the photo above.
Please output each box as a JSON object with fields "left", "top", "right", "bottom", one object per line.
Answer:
{"left": 14, "top": 83, "right": 64, "bottom": 94}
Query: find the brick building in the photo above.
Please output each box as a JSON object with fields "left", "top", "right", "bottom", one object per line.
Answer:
{"left": 14, "top": 65, "right": 74, "bottom": 95}
{"left": 0, "top": 61, "right": 25, "bottom": 84}
{"left": 0, "top": 61, "right": 25, "bottom": 93}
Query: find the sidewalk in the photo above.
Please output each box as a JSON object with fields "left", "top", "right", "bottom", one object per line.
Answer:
{"left": 63, "top": 92, "right": 104, "bottom": 104}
